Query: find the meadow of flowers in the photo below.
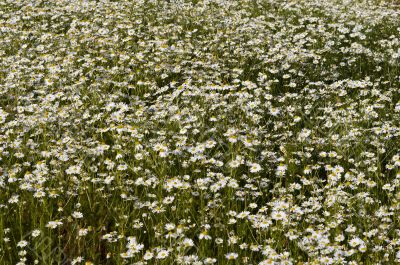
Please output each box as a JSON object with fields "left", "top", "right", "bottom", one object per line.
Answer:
{"left": 1, "top": 0, "right": 400, "bottom": 264}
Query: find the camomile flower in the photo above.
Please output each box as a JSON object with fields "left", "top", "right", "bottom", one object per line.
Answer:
{"left": 78, "top": 228, "right": 88, "bottom": 237}
{"left": 249, "top": 162, "right": 262, "bottom": 173}
{"left": 72, "top": 211, "right": 83, "bottom": 219}
{"left": 204, "top": 258, "right": 217, "bottom": 264}
{"left": 225, "top": 252, "right": 238, "bottom": 260}
{"left": 65, "top": 165, "right": 81, "bottom": 175}
{"left": 143, "top": 251, "right": 154, "bottom": 260}
{"left": 182, "top": 238, "right": 194, "bottom": 248}
{"left": 31, "top": 230, "right": 41, "bottom": 238}
{"left": 335, "top": 234, "right": 345, "bottom": 242}
{"left": 71, "top": 257, "right": 84, "bottom": 264}
{"left": 46, "top": 220, "right": 63, "bottom": 229}
{"left": 229, "top": 160, "right": 241, "bottom": 168}
{"left": 156, "top": 249, "right": 169, "bottom": 260}
{"left": 17, "top": 241, "right": 28, "bottom": 248}
{"left": 276, "top": 164, "right": 287, "bottom": 177}
{"left": 271, "top": 211, "right": 287, "bottom": 221}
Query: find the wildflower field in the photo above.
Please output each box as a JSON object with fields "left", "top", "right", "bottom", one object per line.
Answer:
{"left": 1, "top": 0, "right": 400, "bottom": 264}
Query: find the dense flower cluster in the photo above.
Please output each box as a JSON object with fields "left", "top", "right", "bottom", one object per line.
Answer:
{"left": 1, "top": 0, "right": 400, "bottom": 264}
